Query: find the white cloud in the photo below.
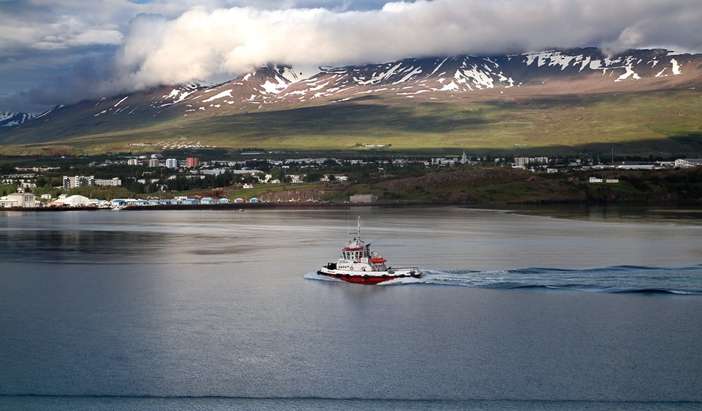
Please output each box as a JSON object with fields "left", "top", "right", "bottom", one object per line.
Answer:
{"left": 105, "top": 0, "right": 702, "bottom": 92}
{"left": 1, "top": 0, "right": 702, "bottom": 111}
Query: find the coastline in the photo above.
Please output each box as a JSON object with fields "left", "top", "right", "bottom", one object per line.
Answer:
{"left": 3, "top": 201, "right": 702, "bottom": 213}
{"left": 4, "top": 202, "right": 702, "bottom": 230}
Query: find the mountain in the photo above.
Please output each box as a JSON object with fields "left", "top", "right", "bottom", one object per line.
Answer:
{"left": 0, "top": 112, "right": 36, "bottom": 127}
{"left": 1, "top": 48, "right": 701, "bottom": 154}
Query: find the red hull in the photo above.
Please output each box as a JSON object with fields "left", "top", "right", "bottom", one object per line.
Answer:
{"left": 318, "top": 271, "right": 416, "bottom": 285}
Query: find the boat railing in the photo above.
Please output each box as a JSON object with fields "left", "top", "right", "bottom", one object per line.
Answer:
{"left": 388, "top": 266, "right": 420, "bottom": 271}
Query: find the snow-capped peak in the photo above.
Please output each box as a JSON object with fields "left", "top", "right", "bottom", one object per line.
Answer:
{"left": 0, "top": 112, "right": 36, "bottom": 127}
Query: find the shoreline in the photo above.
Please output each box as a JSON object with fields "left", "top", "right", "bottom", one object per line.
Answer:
{"left": 0, "top": 202, "right": 453, "bottom": 212}
{"left": 2, "top": 202, "right": 702, "bottom": 213}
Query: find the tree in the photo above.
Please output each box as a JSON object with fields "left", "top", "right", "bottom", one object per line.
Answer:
{"left": 304, "top": 172, "right": 322, "bottom": 183}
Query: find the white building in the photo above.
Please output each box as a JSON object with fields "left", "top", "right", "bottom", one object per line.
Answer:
{"left": 64, "top": 175, "right": 120, "bottom": 189}
{"left": 288, "top": 174, "right": 305, "bottom": 184}
{"left": 589, "top": 177, "right": 604, "bottom": 184}
{"left": 674, "top": 159, "right": 702, "bottom": 168}
{"left": 0, "top": 193, "right": 36, "bottom": 208}
{"left": 616, "top": 164, "right": 657, "bottom": 170}
{"left": 321, "top": 174, "right": 349, "bottom": 183}
{"left": 201, "top": 168, "right": 227, "bottom": 176}
{"left": 52, "top": 195, "right": 96, "bottom": 208}
{"left": 148, "top": 158, "right": 160, "bottom": 168}
{"left": 127, "top": 158, "right": 140, "bottom": 166}
{"left": 95, "top": 178, "right": 122, "bottom": 187}
{"left": 513, "top": 157, "right": 549, "bottom": 169}
{"left": 165, "top": 158, "right": 178, "bottom": 169}
{"left": 431, "top": 157, "right": 458, "bottom": 167}
{"left": 63, "top": 175, "right": 95, "bottom": 190}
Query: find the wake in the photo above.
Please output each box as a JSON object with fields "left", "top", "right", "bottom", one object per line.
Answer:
{"left": 305, "top": 264, "right": 702, "bottom": 294}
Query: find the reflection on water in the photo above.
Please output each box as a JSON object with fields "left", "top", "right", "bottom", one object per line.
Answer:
{"left": 511, "top": 205, "right": 702, "bottom": 224}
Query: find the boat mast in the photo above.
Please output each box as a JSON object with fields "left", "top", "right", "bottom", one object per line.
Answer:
{"left": 357, "top": 216, "right": 361, "bottom": 240}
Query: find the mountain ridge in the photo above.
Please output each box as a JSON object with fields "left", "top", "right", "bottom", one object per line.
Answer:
{"left": 1, "top": 47, "right": 701, "bottom": 154}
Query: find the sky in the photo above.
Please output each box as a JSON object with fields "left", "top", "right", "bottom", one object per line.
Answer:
{"left": 1, "top": 0, "right": 701, "bottom": 112}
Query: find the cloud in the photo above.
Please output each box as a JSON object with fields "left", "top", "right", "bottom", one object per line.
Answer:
{"left": 0, "top": 0, "right": 398, "bottom": 111}
{"left": 1, "top": 0, "right": 702, "bottom": 111}
{"left": 107, "top": 0, "right": 702, "bottom": 92}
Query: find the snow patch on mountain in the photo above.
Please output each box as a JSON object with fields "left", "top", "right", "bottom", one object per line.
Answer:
{"left": 525, "top": 51, "right": 577, "bottom": 70}
{"left": 114, "top": 96, "right": 128, "bottom": 107}
{"left": 615, "top": 64, "right": 641, "bottom": 82}
{"left": 261, "top": 79, "right": 287, "bottom": 94}
{"left": 203, "top": 90, "right": 233, "bottom": 102}
{"left": 0, "top": 112, "right": 36, "bottom": 127}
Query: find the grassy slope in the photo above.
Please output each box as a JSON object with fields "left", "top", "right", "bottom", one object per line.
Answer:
{"left": 2, "top": 90, "right": 702, "bottom": 155}
{"left": 239, "top": 167, "right": 702, "bottom": 206}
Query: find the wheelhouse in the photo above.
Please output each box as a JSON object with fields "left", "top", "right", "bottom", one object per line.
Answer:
{"left": 342, "top": 240, "right": 369, "bottom": 262}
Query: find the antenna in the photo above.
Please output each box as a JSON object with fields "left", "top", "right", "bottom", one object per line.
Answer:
{"left": 357, "top": 216, "right": 361, "bottom": 240}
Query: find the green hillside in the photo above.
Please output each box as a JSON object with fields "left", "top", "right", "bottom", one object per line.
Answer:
{"left": 2, "top": 90, "right": 702, "bottom": 156}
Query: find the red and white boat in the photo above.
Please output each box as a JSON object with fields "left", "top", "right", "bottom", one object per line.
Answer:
{"left": 318, "top": 218, "right": 422, "bottom": 285}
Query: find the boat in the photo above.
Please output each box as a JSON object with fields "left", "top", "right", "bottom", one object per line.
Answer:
{"left": 317, "top": 217, "right": 422, "bottom": 285}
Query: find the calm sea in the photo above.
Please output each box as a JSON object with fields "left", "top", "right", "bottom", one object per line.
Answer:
{"left": 1, "top": 207, "right": 701, "bottom": 410}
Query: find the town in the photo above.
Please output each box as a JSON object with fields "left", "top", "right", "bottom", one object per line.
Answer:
{"left": 1, "top": 150, "right": 702, "bottom": 209}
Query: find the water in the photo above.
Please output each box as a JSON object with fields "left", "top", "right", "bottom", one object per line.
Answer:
{"left": 307, "top": 265, "right": 702, "bottom": 294}
{"left": 1, "top": 207, "right": 701, "bottom": 410}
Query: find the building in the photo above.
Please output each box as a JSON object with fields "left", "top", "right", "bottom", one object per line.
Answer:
{"left": 616, "top": 163, "right": 657, "bottom": 170}
{"left": 201, "top": 168, "right": 227, "bottom": 176}
{"left": 674, "top": 159, "right": 702, "bottom": 168}
{"left": 94, "top": 178, "right": 122, "bottom": 187}
{"left": 0, "top": 193, "right": 36, "bottom": 208}
{"left": 63, "top": 175, "right": 95, "bottom": 190}
{"left": 588, "top": 177, "right": 604, "bottom": 183}
{"left": 513, "top": 157, "right": 549, "bottom": 169}
{"left": 52, "top": 195, "right": 95, "bottom": 208}
{"left": 15, "top": 179, "right": 36, "bottom": 190}
{"left": 350, "top": 194, "right": 377, "bottom": 204}
{"left": 127, "top": 158, "right": 140, "bottom": 166}
{"left": 431, "top": 157, "right": 458, "bottom": 167}
{"left": 165, "top": 158, "right": 178, "bottom": 169}
{"left": 288, "top": 174, "right": 305, "bottom": 184}
{"left": 148, "top": 158, "right": 160, "bottom": 168}
{"left": 185, "top": 156, "right": 200, "bottom": 168}
{"left": 64, "top": 175, "right": 120, "bottom": 189}
{"left": 321, "top": 174, "right": 349, "bottom": 183}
